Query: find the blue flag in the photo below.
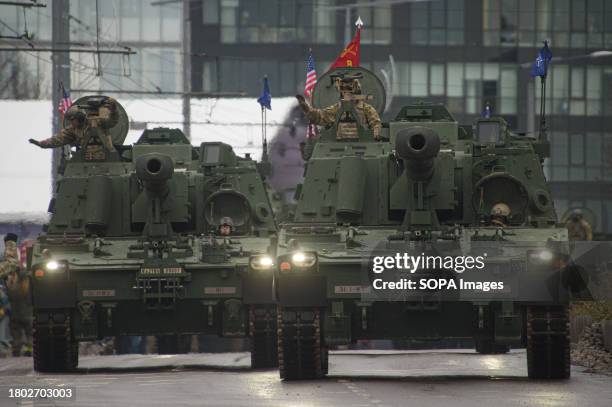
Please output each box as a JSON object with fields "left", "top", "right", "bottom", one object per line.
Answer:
{"left": 482, "top": 102, "right": 492, "bottom": 118}
{"left": 530, "top": 41, "right": 552, "bottom": 78}
{"left": 257, "top": 76, "right": 271, "bottom": 110}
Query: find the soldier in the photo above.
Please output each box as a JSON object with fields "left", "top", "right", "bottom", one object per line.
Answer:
{"left": 218, "top": 217, "right": 234, "bottom": 237}
{"left": 489, "top": 203, "right": 511, "bottom": 227}
{"left": 565, "top": 209, "right": 593, "bottom": 241}
{"left": 0, "top": 234, "right": 18, "bottom": 359}
{"left": 0, "top": 280, "right": 9, "bottom": 358}
{"left": 0, "top": 233, "right": 20, "bottom": 279}
{"left": 28, "top": 97, "right": 119, "bottom": 157}
{"left": 295, "top": 77, "right": 382, "bottom": 141}
{"left": 6, "top": 271, "right": 32, "bottom": 357}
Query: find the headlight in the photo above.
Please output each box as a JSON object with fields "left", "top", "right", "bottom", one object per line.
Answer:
{"left": 250, "top": 255, "right": 275, "bottom": 271}
{"left": 291, "top": 251, "right": 317, "bottom": 268}
{"left": 34, "top": 260, "right": 67, "bottom": 278}
{"left": 528, "top": 250, "right": 553, "bottom": 264}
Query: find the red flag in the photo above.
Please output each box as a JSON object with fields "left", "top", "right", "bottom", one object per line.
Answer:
{"left": 330, "top": 27, "right": 361, "bottom": 69}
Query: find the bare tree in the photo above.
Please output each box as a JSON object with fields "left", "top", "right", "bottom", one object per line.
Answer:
{"left": 0, "top": 52, "right": 45, "bottom": 99}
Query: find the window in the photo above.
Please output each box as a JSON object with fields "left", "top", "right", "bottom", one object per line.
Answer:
{"left": 202, "top": 0, "right": 219, "bottom": 24}
{"left": 430, "top": 64, "right": 445, "bottom": 96}
{"left": 220, "top": 0, "right": 336, "bottom": 44}
{"left": 485, "top": 0, "right": 612, "bottom": 48}
{"left": 410, "top": 0, "right": 464, "bottom": 45}
{"left": 356, "top": 2, "right": 391, "bottom": 44}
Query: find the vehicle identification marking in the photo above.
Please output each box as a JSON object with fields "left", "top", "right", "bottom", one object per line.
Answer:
{"left": 140, "top": 267, "right": 184, "bottom": 275}
{"left": 204, "top": 287, "right": 237, "bottom": 295}
{"left": 334, "top": 285, "right": 369, "bottom": 294}
{"left": 82, "top": 289, "right": 116, "bottom": 297}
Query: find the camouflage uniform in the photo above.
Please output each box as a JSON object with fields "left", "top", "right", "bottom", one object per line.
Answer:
{"left": 305, "top": 101, "right": 381, "bottom": 140}
{"left": 37, "top": 124, "right": 88, "bottom": 149}
{"left": 565, "top": 218, "right": 593, "bottom": 241}
{"left": 6, "top": 274, "right": 32, "bottom": 356}
{"left": 0, "top": 282, "right": 10, "bottom": 357}
{"left": 35, "top": 98, "right": 119, "bottom": 159}
{"left": 0, "top": 240, "right": 19, "bottom": 279}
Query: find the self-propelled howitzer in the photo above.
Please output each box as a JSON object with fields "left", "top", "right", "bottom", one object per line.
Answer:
{"left": 29, "top": 103, "right": 279, "bottom": 372}
{"left": 274, "top": 67, "right": 573, "bottom": 380}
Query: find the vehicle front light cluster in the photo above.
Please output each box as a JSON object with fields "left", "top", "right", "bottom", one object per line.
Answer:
{"left": 250, "top": 255, "right": 275, "bottom": 271}
{"left": 279, "top": 251, "right": 318, "bottom": 271}
{"left": 527, "top": 249, "right": 554, "bottom": 264}
{"left": 291, "top": 252, "right": 317, "bottom": 268}
{"left": 34, "top": 260, "right": 68, "bottom": 278}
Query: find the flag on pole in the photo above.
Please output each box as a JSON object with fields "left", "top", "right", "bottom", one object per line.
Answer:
{"left": 58, "top": 82, "right": 73, "bottom": 115}
{"left": 482, "top": 102, "right": 492, "bottom": 118}
{"left": 304, "top": 51, "right": 317, "bottom": 98}
{"left": 304, "top": 50, "right": 318, "bottom": 139}
{"left": 257, "top": 76, "right": 272, "bottom": 110}
{"left": 530, "top": 40, "right": 552, "bottom": 78}
{"left": 330, "top": 17, "right": 363, "bottom": 69}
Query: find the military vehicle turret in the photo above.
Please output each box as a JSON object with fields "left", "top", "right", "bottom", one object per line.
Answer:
{"left": 29, "top": 97, "right": 278, "bottom": 371}
{"left": 274, "top": 67, "right": 575, "bottom": 380}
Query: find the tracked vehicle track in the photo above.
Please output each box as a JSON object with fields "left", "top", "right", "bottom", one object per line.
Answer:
{"left": 526, "top": 305, "right": 570, "bottom": 379}
{"left": 33, "top": 311, "right": 78, "bottom": 373}
{"left": 278, "top": 307, "right": 328, "bottom": 380}
{"left": 250, "top": 305, "right": 278, "bottom": 368}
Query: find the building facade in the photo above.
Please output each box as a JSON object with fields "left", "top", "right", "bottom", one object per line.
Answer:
{"left": 190, "top": 0, "right": 612, "bottom": 234}
{"left": 0, "top": 0, "right": 182, "bottom": 99}
{"left": 1, "top": 1, "right": 611, "bottom": 233}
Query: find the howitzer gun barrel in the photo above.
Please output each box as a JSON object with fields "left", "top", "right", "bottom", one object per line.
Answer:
{"left": 395, "top": 127, "right": 440, "bottom": 181}
{"left": 135, "top": 153, "right": 174, "bottom": 197}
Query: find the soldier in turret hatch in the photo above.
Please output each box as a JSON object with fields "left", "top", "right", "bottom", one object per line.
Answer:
{"left": 296, "top": 77, "right": 381, "bottom": 141}
{"left": 489, "top": 202, "right": 511, "bottom": 227}
{"left": 218, "top": 217, "right": 234, "bottom": 237}
{"left": 565, "top": 209, "right": 593, "bottom": 241}
{"left": 29, "top": 97, "right": 119, "bottom": 160}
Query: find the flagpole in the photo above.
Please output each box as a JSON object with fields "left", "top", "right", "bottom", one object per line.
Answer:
{"left": 538, "top": 66, "right": 550, "bottom": 143}
{"left": 263, "top": 107, "right": 268, "bottom": 161}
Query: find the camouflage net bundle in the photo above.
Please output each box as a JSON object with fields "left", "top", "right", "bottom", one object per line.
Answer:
{"left": 571, "top": 322, "right": 612, "bottom": 375}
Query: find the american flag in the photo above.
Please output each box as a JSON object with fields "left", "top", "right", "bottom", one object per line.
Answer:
{"left": 304, "top": 51, "right": 318, "bottom": 139}
{"left": 304, "top": 51, "right": 317, "bottom": 98}
{"left": 58, "top": 82, "right": 73, "bottom": 115}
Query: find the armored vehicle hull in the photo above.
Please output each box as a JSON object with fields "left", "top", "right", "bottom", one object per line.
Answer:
{"left": 30, "top": 114, "right": 278, "bottom": 372}
{"left": 274, "top": 67, "right": 575, "bottom": 380}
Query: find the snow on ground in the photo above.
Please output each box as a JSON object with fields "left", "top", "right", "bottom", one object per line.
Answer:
{"left": 0, "top": 97, "right": 296, "bottom": 217}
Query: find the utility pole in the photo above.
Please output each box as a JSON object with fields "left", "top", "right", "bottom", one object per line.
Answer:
{"left": 182, "top": 0, "right": 191, "bottom": 140}
{"left": 51, "top": 0, "right": 70, "bottom": 186}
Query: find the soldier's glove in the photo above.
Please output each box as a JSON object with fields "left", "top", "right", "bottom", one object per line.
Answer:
{"left": 373, "top": 130, "right": 382, "bottom": 141}
{"left": 295, "top": 94, "right": 311, "bottom": 113}
{"left": 28, "top": 139, "right": 42, "bottom": 147}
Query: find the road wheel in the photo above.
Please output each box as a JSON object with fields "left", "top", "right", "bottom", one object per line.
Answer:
{"left": 250, "top": 305, "right": 278, "bottom": 368}
{"left": 526, "top": 305, "right": 570, "bottom": 379}
{"left": 33, "top": 311, "right": 78, "bottom": 373}
{"left": 278, "top": 306, "right": 327, "bottom": 380}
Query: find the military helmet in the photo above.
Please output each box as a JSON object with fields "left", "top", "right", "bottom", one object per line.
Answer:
{"left": 570, "top": 208, "right": 583, "bottom": 220}
{"left": 334, "top": 77, "right": 362, "bottom": 95}
{"left": 65, "top": 109, "right": 86, "bottom": 124}
{"left": 3, "top": 233, "right": 17, "bottom": 243}
{"left": 220, "top": 216, "right": 234, "bottom": 227}
{"left": 491, "top": 202, "right": 511, "bottom": 217}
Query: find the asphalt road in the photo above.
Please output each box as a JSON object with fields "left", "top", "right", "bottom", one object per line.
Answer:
{"left": 0, "top": 350, "right": 611, "bottom": 407}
